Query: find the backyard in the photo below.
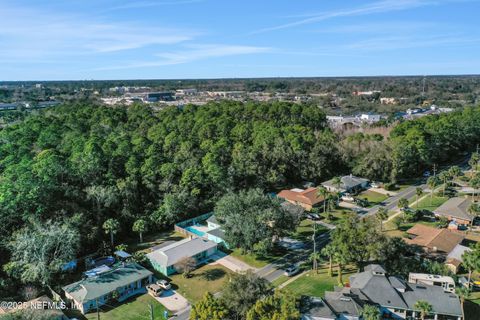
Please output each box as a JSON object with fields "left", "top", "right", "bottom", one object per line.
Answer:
{"left": 167, "top": 264, "right": 234, "bottom": 303}
{"left": 283, "top": 265, "right": 357, "bottom": 297}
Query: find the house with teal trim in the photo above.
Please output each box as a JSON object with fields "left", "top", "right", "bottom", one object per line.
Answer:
{"left": 147, "top": 237, "right": 218, "bottom": 276}
{"left": 62, "top": 262, "right": 153, "bottom": 314}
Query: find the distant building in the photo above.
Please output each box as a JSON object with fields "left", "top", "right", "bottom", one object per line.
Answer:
{"left": 144, "top": 92, "right": 174, "bottom": 102}
{"left": 360, "top": 113, "right": 381, "bottom": 122}
{"left": 277, "top": 187, "right": 325, "bottom": 211}
{"left": 380, "top": 97, "right": 397, "bottom": 105}
{"left": 175, "top": 88, "right": 197, "bottom": 96}
{"left": 301, "top": 264, "right": 463, "bottom": 320}
{"left": 352, "top": 90, "right": 381, "bottom": 96}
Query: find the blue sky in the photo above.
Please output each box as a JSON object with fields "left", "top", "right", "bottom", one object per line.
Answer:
{"left": 1, "top": 0, "right": 479, "bottom": 80}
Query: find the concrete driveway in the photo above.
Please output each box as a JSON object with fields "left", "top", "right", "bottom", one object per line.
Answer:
{"left": 209, "top": 251, "right": 257, "bottom": 273}
{"left": 155, "top": 290, "right": 189, "bottom": 312}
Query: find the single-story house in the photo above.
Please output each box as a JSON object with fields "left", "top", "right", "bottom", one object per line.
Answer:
{"left": 302, "top": 264, "right": 463, "bottom": 320}
{"left": 277, "top": 187, "right": 325, "bottom": 211}
{"left": 63, "top": 262, "right": 153, "bottom": 314}
{"left": 433, "top": 197, "right": 475, "bottom": 226}
{"left": 322, "top": 175, "right": 369, "bottom": 194}
{"left": 404, "top": 224, "right": 465, "bottom": 257}
{"left": 147, "top": 237, "right": 217, "bottom": 276}
{"left": 445, "top": 244, "right": 473, "bottom": 274}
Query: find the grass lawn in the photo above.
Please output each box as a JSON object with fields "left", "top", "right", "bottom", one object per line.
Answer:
{"left": 271, "top": 274, "right": 290, "bottom": 287}
{"left": 326, "top": 208, "right": 355, "bottom": 226}
{"left": 229, "top": 246, "right": 288, "bottom": 269}
{"left": 127, "top": 230, "right": 185, "bottom": 254}
{"left": 413, "top": 194, "right": 449, "bottom": 212}
{"left": 284, "top": 265, "right": 356, "bottom": 297}
{"left": 358, "top": 190, "right": 389, "bottom": 206}
{"left": 168, "top": 264, "right": 233, "bottom": 303}
{"left": 79, "top": 294, "right": 168, "bottom": 320}
{"left": 290, "top": 219, "right": 328, "bottom": 242}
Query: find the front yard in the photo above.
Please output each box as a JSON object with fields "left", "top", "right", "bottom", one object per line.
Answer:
{"left": 289, "top": 219, "right": 328, "bottom": 242}
{"left": 229, "top": 246, "right": 287, "bottom": 268}
{"left": 283, "top": 265, "right": 357, "bottom": 297}
{"left": 358, "top": 190, "right": 389, "bottom": 207}
{"left": 167, "top": 264, "right": 234, "bottom": 303}
{"left": 80, "top": 294, "right": 169, "bottom": 320}
{"left": 412, "top": 194, "right": 448, "bottom": 212}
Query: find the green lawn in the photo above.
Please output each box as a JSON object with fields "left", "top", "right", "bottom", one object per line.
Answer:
{"left": 290, "top": 219, "right": 328, "bottom": 242}
{"left": 168, "top": 264, "right": 233, "bottom": 303}
{"left": 412, "top": 194, "right": 448, "bottom": 212}
{"left": 271, "top": 275, "right": 290, "bottom": 287}
{"left": 229, "top": 246, "right": 287, "bottom": 269}
{"left": 80, "top": 294, "right": 168, "bottom": 320}
{"left": 284, "top": 265, "right": 356, "bottom": 297}
{"left": 358, "top": 190, "right": 389, "bottom": 206}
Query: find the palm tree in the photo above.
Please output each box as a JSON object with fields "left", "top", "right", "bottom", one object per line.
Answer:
{"left": 427, "top": 176, "right": 439, "bottom": 205}
{"left": 415, "top": 187, "right": 423, "bottom": 209}
{"left": 361, "top": 304, "right": 381, "bottom": 320}
{"left": 438, "top": 171, "right": 450, "bottom": 198}
{"left": 332, "top": 176, "right": 342, "bottom": 192}
{"left": 321, "top": 244, "right": 335, "bottom": 277}
{"left": 103, "top": 218, "right": 120, "bottom": 247}
{"left": 317, "top": 186, "right": 329, "bottom": 214}
{"left": 334, "top": 251, "right": 348, "bottom": 286}
{"left": 132, "top": 219, "right": 147, "bottom": 243}
{"left": 310, "top": 252, "right": 321, "bottom": 273}
{"left": 468, "top": 152, "right": 480, "bottom": 173}
{"left": 462, "top": 250, "right": 480, "bottom": 289}
{"left": 414, "top": 300, "right": 432, "bottom": 320}
{"left": 448, "top": 165, "right": 462, "bottom": 180}
{"left": 467, "top": 203, "right": 480, "bottom": 219}
{"left": 456, "top": 286, "right": 470, "bottom": 320}
{"left": 398, "top": 198, "right": 408, "bottom": 209}
{"left": 470, "top": 174, "right": 480, "bottom": 202}
{"left": 376, "top": 207, "right": 388, "bottom": 232}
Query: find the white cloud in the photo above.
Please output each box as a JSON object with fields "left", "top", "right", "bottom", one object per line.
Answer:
{"left": 253, "top": 0, "right": 442, "bottom": 33}
{"left": 98, "top": 44, "right": 272, "bottom": 69}
{"left": 0, "top": 4, "right": 196, "bottom": 61}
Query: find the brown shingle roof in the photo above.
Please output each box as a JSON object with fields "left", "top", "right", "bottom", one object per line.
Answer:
{"left": 277, "top": 187, "right": 325, "bottom": 206}
{"left": 405, "top": 224, "right": 464, "bottom": 254}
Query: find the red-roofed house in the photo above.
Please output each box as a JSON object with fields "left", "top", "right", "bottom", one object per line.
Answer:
{"left": 277, "top": 187, "right": 325, "bottom": 211}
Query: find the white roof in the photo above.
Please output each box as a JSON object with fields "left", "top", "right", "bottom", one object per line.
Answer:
{"left": 147, "top": 237, "right": 217, "bottom": 267}
{"left": 447, "top": 244, "right": 472, "bottom": 262}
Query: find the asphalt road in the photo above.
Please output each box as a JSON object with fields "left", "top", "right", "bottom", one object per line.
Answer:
{"left": 365, "top": 182, "right": 426, "bottom": 216}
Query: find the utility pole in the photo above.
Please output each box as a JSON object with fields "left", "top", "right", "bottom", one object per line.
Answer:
{"left": 312, "top": 221, "right": 317, "bottom": 272}
{"left": 433, "top": 163, "right": 437, "bottom": 178}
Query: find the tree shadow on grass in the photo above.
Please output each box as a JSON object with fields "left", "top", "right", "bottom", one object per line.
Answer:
{"left": 201, "top": 268, "right": 226, "bottom": 281}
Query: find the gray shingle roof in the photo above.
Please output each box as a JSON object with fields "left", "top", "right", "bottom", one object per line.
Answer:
{"left": 301, "top": 296, "right": 336, "bottom": 320}
{"left": 146, "top": 237, "right": 217, "bottom": 267}
{"left": 348, "top": 265, "right": 463, "bottom": 317}
{"left": 62, "top": 262, "right": 152, "bottom": 303}
{"left": 322, "top": 175, "right": 369, "bottom": 191}
{"left": 433, "top": 197, "right": 474, "bottom": 222}
{"left": 206, "top": 228, "right": 225, "bottom": 239}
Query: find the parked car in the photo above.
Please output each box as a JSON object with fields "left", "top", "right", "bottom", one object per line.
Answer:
{"left": 156, "top": 279, "right": 172, "bottom": 290}
{"left": 147, "top": 284, "right": 163, "bottom": 297}
{"left": 307, "top": 213, "right": 320, "bottom": 220}
{"left": 284, "top": 264, "right": 300, "bottom": 277}
{"left": 371, "top": 182, "right": 379, "bottom": 188}
{"left": 423, "top": 171, "right": 431, "bottom": 177}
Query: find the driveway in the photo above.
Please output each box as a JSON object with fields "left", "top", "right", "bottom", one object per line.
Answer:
{"left": 369, "top": 187, "right": 397, "bottom": 196}
{"left": 155, "top": 289, "right": 189, "bottom": 312}
{"left": 209, "top": 251, "right": 257, "bottom": 273}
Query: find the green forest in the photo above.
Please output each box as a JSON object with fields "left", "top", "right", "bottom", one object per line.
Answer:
{"left": 1, "top": 101, "right": 480, "bottom": 296}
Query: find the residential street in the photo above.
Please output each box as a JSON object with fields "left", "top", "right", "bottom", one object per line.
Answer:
{"left": 366, "top": 183, "right": 426, "bottom": 216}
